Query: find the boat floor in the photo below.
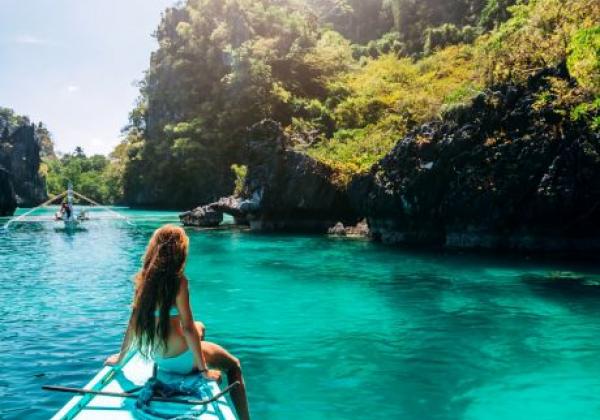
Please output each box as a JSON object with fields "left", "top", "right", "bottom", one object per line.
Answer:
{"left": 51, "top": 352, "right": 236, "bottom": 419}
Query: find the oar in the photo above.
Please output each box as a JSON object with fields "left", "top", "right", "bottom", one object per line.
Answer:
{"left": 42, "top": 381, "right": 239, "bottom": 406}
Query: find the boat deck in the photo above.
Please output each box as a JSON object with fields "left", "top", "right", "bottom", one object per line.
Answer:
{"left": 51, "top": 352, "right": 236, "bottom": 419}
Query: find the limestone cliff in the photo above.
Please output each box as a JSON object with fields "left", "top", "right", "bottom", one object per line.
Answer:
{"left": 0, "top": 114, "right": 48, "bottom": 215}
{"left": 181, "top": 66, "right": 600, "bottom": 254}
{"left": 349, "top": 65, "right": 600, "bottom": 252}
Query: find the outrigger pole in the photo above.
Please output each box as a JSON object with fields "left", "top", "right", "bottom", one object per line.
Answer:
{"left": 42, "top": 381, "right": 240, "bottom": 406}
{"left": 71, "top": 190, "right": 134, "bottom": 226}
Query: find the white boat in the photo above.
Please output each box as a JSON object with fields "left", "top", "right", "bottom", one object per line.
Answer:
{"left": 49, "top": 351, "right": 237, "bottom": 419}
{"left": 54, "top": 183, "right": 83, "bottom": 229}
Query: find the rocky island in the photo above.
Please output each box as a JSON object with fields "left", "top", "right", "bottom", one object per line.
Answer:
{"left": 0, "top": 109, "right": 47, "bottom": 216}
{"left": 167, "top": 0, "right": 599, "bottom": 255}
{"left": 181, "top": 65, "right": 600, "bottom": 253}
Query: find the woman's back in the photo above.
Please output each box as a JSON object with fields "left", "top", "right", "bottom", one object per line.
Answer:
{"left": 154, "top": 298, "right": 189, "bottom": 358}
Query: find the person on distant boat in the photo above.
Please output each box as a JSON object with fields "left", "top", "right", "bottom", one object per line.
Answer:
{"left": 104, "top": 224, "right": 250, "bottom": 420}
{"left": 56, "top": 202, "right": 69, "bottom": 220}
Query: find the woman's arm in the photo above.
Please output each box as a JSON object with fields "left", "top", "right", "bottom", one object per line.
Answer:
{"left": 177, "top": 278, "right": 220, "bottom": 381}
{"left": 104, "top": 311, "right": 134, "bottom": 366}
{"left": 176, "top": 278, "right": 207, "bottom": 371}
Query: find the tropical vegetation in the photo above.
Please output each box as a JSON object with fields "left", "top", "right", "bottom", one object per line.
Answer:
{"left": 7, "top": 0, "right": 600, "bottom": 206}
{"left": 109, "top": 0, "right": 598, "bottom": 206}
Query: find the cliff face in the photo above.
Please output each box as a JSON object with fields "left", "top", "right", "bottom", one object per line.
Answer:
{"left": 181, "top": 66, "right": 600, "bottom": 253}
{"left": 241, "top": 120, "right": 357, "bottom": 231}
{"left": 0, "top": 167, "right": 16, "bottom": 216}
{"left": 181, "top": 120, "right": 357, "bottom": 231}
{"left": 0, "top": 122, "right": 47, "bottom": 214}
{"left": 349, "top": 66, "right": 600, "bottom": 252}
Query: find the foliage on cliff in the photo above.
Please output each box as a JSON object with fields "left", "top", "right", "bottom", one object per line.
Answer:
{"left": 117, "top": 0, "right": 599, "bottom": 204}
{"left": 121, "top": 0, "right": 359, "bottom": 206}
{"left": 306, "top": 45, "right": 481, "bottom": 178}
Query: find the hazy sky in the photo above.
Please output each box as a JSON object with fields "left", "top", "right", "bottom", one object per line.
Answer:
{"left": 0, "top": 0, "right": 176, "bottom": 155}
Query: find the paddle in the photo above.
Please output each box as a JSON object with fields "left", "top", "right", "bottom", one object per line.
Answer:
{"left": 42, "top": 381, "right": 240, "bottom": 406}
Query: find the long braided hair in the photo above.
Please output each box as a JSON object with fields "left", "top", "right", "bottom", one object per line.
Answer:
{"left": 131, "top": 224, "right": 189, "bottom": 356}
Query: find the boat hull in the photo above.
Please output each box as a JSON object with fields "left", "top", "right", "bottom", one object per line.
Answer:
{"left": 50, "top": 352, "right": 237, "bottom": 419}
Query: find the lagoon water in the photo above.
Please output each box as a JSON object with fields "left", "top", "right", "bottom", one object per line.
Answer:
{"left": 1, "top": 208, "right": 600, "bottom": 419}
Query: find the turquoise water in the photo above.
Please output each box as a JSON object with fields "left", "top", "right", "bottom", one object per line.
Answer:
{"left": 1, "top": 208, "right": 600, "bottom": 419}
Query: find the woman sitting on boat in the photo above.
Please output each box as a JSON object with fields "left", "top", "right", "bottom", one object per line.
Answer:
{"left": 105, "top": 224, "right": 250, "bottom": 420}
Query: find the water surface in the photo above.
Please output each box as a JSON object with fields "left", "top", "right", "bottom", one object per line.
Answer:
{"left": 1, "top": 208, "right": 600, "bottom": 419}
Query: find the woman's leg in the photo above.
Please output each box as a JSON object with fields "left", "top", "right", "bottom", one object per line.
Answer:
{"left": 201, "top": 340, "right": 250, "bottom": 420}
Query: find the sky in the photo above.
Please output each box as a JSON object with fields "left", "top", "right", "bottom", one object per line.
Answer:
{"left": 0, "top": 0, "right": 177, "bottom": 155}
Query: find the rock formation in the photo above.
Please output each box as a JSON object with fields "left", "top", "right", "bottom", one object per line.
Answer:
{"left": 0, "top": 120, "right": 47, "bottom": 215}
{"left": 241, "top": 120, "right": 358, "bottom": 231}
{"left": 182, "top": 66, "right": 600, "bottom": 254}
{"left": 350, "top": 65, "right": 600, "bottom": 253}
{"left": 5, "top": 124, "right": 47, "bottom": 206}
{"left": 178, "top": 194, "right": 260, "bottom": 227}
{"left": 179, "top": 205, "right": 223, "bottom": 227}
{"left": 327, "top": 219, "right": 370, "bottom": 237}
{"left": 181, "top": 120, "right": 358, "bottom": 231}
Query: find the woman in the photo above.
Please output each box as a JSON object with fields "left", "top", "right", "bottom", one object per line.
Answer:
{"left": 105, "top": 225, "right": 250, "bottom": 420}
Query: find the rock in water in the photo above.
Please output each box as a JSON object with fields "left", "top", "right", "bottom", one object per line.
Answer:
{"left": 179, "top": 205, "right": 223, "bottom": 227}
{"left": 327, "top": 219, "right": 370, "bottom": 237}
{"left": 0, "top": 119, "right": 47, "bottom": 215}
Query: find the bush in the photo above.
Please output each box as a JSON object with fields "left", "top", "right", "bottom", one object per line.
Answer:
{"left": 479, "top": 0, "right": 600, "bottom": 85}
{"left": 307, "top": 45, "right": 482, "bottom": 180}
{"left": 231, "top": 164, "right": 248, "bottom": 197}
{"left": 568, "top": 26, "right": 600, "bottom": 94}
{"left": 352, "top": 32, "right": 405, "bottom": 60}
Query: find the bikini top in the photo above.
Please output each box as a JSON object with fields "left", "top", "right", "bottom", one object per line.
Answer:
{"left": 154, "top": 306, "right": 179, "bottom": 317}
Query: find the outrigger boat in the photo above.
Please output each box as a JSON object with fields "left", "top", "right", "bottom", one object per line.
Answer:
{"left": 54, "top": 183, "right": 88, "bottom": 229}
{"left": 46, "top": 351, "right": 237, "bottom": 419}
{"left": 2, "top": 182, "right": 131, "bottom": 231}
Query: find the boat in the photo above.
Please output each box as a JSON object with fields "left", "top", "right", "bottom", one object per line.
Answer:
{"left": 48, "top": 351, "right": 237, "bottom": 419}
{"left": 2, "top": 181, "right": 131, "bottom": 231}
{"left": 53, "top": 183, "right": 86, "bottom": 229}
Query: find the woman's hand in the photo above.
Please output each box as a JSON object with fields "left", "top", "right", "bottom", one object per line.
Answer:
{"left": 104, "top": 353, "right": 121, "bottom": 366}
{"left": 202, "top": 369, "right": 222, "bottom": 383}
